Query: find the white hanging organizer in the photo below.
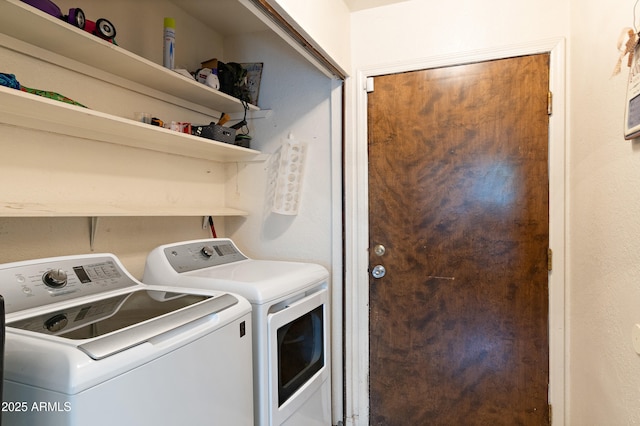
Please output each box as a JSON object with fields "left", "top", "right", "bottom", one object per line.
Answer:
{"left": 269, "top": 134, "right": 306, "bottom": 215}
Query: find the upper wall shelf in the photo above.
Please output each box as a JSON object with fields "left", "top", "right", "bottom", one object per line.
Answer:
{"left": 0, "top": 0, "right": 259, "bottom": 114}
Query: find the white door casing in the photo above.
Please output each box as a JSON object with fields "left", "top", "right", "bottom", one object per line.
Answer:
{"left": 343, "top": 37, "right": 567, "bottom": 426}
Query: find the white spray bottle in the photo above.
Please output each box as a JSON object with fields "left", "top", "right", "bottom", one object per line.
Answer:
{"left": 163, "top": 17, "right": 175, "bottom": 69}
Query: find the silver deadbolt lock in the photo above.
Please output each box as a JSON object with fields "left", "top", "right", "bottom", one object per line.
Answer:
{"left": 373, "top": 244, "right": 386, "bottom": 256}
{"left": 371, "top": 265, "right": 386, "bottom": 279}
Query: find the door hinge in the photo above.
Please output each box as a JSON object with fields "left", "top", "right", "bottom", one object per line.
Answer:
{"left": 548, "top": 403, "right": 552, "bottom": 425}
{"left": 366, "top": 77, "right": 374, "bottom": 93}
{"left": 547, "top": 248, "right": 553, "bottom": 271}
{"left": 547, "top": 91, "right": 553, "bottom": 115}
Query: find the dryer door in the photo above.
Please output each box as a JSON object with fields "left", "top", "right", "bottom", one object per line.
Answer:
{"left": 267, "top": 287, "right": 330, "bottom": 424}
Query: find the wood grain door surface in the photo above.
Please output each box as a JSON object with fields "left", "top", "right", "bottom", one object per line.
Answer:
{"left": 368, "top": 54, "right": 550, "bottom": 425}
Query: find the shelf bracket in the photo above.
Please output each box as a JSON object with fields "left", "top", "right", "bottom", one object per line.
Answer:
{"left": 90, "top": 217, "right": 99, "bottom": 251}
{"left": 229, "top": 109, "right": 273, "bottom": 121}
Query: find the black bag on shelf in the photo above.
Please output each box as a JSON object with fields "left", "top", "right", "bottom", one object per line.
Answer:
{"left": 217, "top": 62, "right": 250, "bottom": 103}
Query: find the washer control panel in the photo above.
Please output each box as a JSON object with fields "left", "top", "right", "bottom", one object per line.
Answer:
{"left": 163, "top": 239, "right": 248, "bottom": 273}
{"left": 0, "top": 255, "right": 137, "bottom": 314}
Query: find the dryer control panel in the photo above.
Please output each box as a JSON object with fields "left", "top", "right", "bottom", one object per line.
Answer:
{"left": 0, "top": 254, "right": 137, "bottom": 314}
{"left": 163, "top": 239, "right": 248, "bottom": 273}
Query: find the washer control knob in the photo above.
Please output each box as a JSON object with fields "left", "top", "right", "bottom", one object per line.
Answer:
{"left": 201, "top": 246, "right": 215, "bottom": 258}
{"left": 45, "top": 314, "right": 68, "bottom": 333}
{"left": 43, "top": 269, "right": 68, "bottom": 288}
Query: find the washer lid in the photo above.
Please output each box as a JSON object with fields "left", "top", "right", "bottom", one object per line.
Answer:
{"left": 78, "top": 292, "right": 238, "bottom": 360}
{"left": 179, "top": 260, "right": 328, "bottom": 304}
{"left": 8, "top": 290, "right": 239, "bottom": 360}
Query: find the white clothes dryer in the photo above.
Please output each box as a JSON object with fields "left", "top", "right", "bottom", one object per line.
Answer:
{"left": 0, "top": 253, "right": 253, "bottom": 426}
{"left": 143, "top": 238, "right": 331, "bottom": 426}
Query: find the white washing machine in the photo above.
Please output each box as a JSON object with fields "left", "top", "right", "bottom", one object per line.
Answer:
{"left": 0, "top": 253, "right": 253, "bottom": 426}
{"left": 143, "top": 238, "right": 331, "bottom": 426}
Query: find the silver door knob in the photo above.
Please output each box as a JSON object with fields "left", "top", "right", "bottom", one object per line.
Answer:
{"left": 373, "top": 244, "right": 386, "bottom": 256}
{"left": 371, "top": 265, "right": 386, "bottom": 279}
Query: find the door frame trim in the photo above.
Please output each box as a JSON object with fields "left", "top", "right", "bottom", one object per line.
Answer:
{"left": 344, "top": 37, "right": 567, "bottom": 426}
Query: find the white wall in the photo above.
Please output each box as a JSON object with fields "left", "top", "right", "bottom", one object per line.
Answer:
{"left": 222, "top": 31, "right": 335, "bottom": 268}
{"left": 350, "top": 0, "right": 569, "bottom": 67}
{"left": 55, "top": 0, "right": 224, "bottom": 72}
{"left": 0, "top": 217, "right": 211, "bottom": 278}
{"left": 568, "top": 0, "right": 640, "bottom": 424}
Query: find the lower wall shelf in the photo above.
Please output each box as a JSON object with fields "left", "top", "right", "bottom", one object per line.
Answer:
{"left": 0, "top": 202, "right": 249, "bottom": 218}
{"left": 0, "top": 86, "right": 262, "bottom": 163}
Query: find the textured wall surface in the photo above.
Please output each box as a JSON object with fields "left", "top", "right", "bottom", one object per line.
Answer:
{"left": 568, "top": 0, "right": 640, "bottom": 424}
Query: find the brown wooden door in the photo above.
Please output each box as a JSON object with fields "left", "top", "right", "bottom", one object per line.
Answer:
{"left": 368, "top": 54, "right": 550, "bottom": 425}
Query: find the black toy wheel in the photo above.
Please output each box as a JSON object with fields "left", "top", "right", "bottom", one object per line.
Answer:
{"left": 95, "top": 18, "right": 116, "bottom": 39}
{"left": 69, "top": 8, "right": 85, "bottom": 30}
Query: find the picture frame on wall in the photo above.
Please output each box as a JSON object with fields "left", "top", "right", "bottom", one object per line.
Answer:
{"left": 624, "top": 39, "right": 640, "bottom": 139}
{"left": 241, "top": 62, "right": 263, "bottom": 107}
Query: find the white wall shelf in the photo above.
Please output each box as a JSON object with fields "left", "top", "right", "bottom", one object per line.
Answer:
{"left": 0, "top": 202, "right": 248, "bottom": 218}
{"left": 0, "top": 0, "right": 259, "bottom": 114}
{"left": 0, "top": 86, "right": 261, "bottom": 162}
